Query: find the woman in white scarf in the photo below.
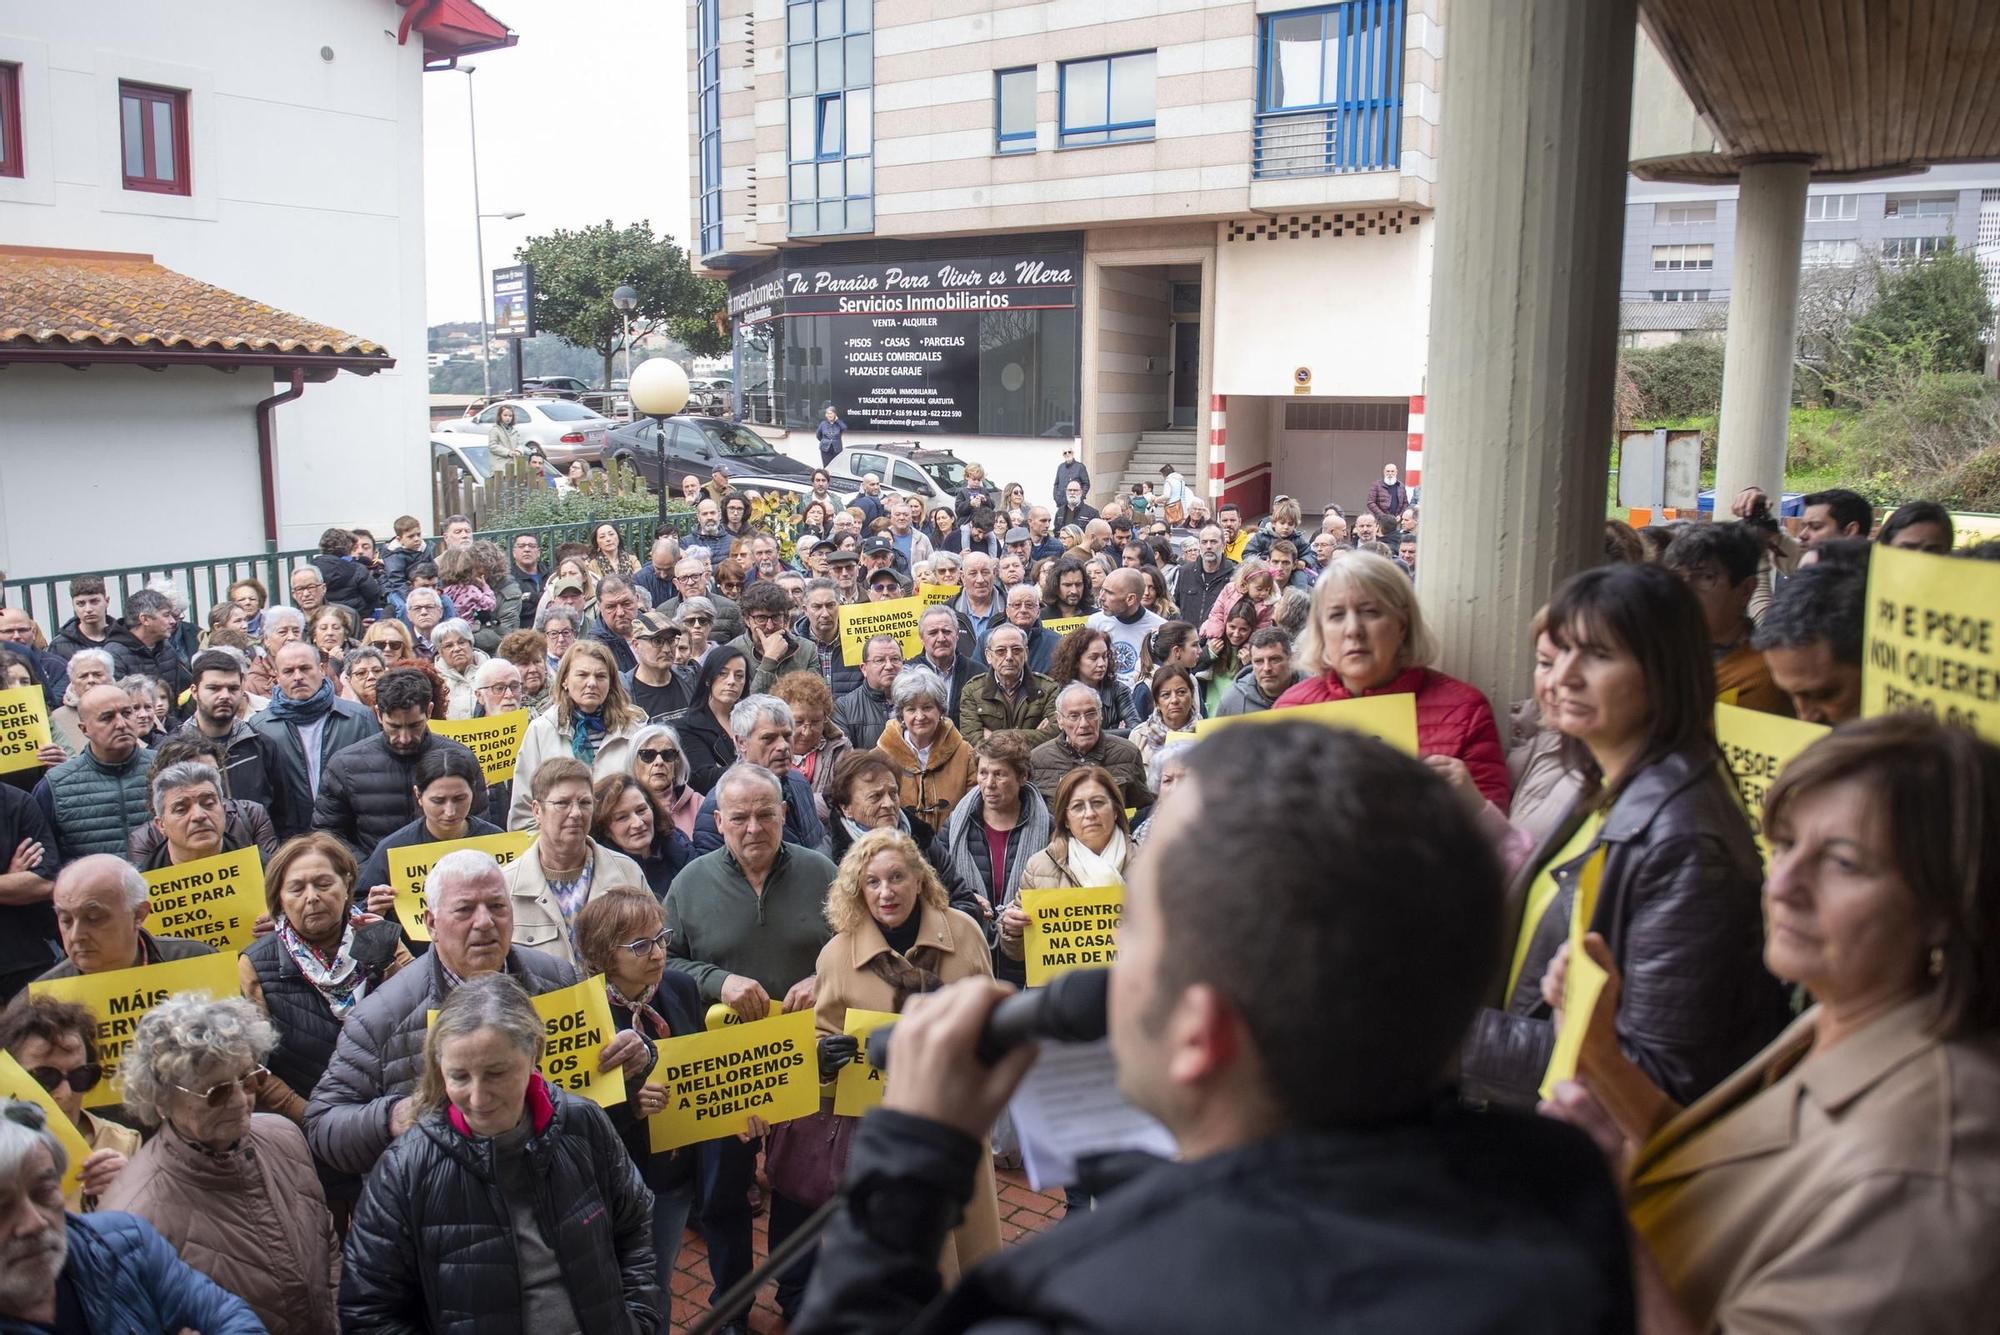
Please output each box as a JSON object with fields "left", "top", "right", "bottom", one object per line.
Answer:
{"left": 1003, "top": 766, "right": 1134, "bottom": 964}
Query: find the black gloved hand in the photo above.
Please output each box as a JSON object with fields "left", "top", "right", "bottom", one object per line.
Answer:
{"left": 817, "top": 1034, "right": 860, "bottom": 1081}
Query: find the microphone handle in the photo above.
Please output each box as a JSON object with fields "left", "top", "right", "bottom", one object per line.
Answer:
{"left": 865, "top": 986, "right": 1046, "bottom": 1073}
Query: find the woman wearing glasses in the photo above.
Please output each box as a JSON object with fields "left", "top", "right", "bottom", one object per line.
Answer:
{"left": 361, "top": 618, "right": 414, "bottom": 664}
{"left": 0, "top": 996, "right": 137, "bottom": 1210}
{"left": 504, "top": 757, "right": 648, "bottom": 970}
{"left": 99, "top": 993, "right": 341, "bottom": 1335}
{"left": 629, "top": 722, "right": 701, "bottom": 838}
{"left": 592, "top": 772, "right": 694, "bottom": 897}
{"left": 575, "top": 889, "right": 709, "bottom": 1302}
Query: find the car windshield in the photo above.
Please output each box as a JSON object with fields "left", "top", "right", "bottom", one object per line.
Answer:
{"left": 537, "top": 401, "right": 606, "bottom": 422}
{"left": 700, "top": 421, "right": 781, "bottom": 457}
{"left": 453, "top": 443, "right": 492, "bottom": 477}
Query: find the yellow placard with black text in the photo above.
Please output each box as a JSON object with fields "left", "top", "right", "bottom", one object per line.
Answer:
{"left": 832, "top": 1008, "right": 897, "bottom": 1117}
{"left": 431, "top": 709, "right": 531, "bottom": 784}
{"left": 0, "top": 1051, "right": 92, "bottom": 1196}
{"left": 1540, "top": 847, "right": 1609, "bottom": 1100}
{"left": 0, "top": 686, "right": 51, "bottom": 774}
{"left": 1862, "top": 544, "right": 2000, "bottom": 741}
{"left": 1194, "top": 692, "right": 1419, "bottom": 755}
{"left": 1041, "top": 615, "right": 1087, "bottom": 637}
{"left": 1021, "top": 885, "right": 1124, "bottom": 987}
{"left": 918, "top": 584, "right": 961, "bottom": 607}
{"left": 648, "top": 1009, "right": 818, "bottom": 1151}
{"left": 30, "top": 951, "right": 243, "bottom": 1108}
{"left": 143, "top": 847, "right": 266, "bottom": 952}
{"left": 704, "top": 1000, "right": 782, "bottom": 1031}
{"left": 387, "top": 830, "right": 534, "bottom": 942}
{"left": 1715, "top": 703, "right": 1828, "bottom": 858}
{"left": 839, "top": 595, "right": 924, "bottom": 661}
{"left": 532, "top": 975, "right": 626, "bottom": 1109}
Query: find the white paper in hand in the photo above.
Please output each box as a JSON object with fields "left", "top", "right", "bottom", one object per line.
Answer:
{"left": 1006, "top": 1039, "right": 1176, "bottom": 1191}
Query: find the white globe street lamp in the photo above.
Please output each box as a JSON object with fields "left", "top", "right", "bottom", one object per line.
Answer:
{"left": 628, "top": 356, "right": 692, "bottom": 530}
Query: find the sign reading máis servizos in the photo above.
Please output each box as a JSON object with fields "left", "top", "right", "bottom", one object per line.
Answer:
{"left": 733, "top": 253, "right": 1078, "bottom": 433}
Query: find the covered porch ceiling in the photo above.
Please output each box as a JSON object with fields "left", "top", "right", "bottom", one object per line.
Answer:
{"left": 1633, "top": 0, "right": 2000, "bottom": 182}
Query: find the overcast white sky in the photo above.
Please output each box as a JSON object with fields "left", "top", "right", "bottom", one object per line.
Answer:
{"left": 421, "top": 0, "right": 692, "bottom": 326}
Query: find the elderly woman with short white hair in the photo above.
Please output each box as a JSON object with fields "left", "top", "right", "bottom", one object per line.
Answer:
{"left": 430, "top": 617, "right": 489, "bottom": 719}
{"left": 875, "top": 669, "right": 976, "bottom": 826}
{"left": 49, "top": 646, "right": 116, "bottom": 757}
{"left": 98, "top": 994, "right": 341, "bottom": 1335}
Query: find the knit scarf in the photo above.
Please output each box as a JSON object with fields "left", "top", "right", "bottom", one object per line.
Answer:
{"left": 1067, "top": 829, "right": 1128, "bottom": 888}
{"left": 276, "top": 912, "right": 371, "bottom": 1019}
{"left": 262, "top": 676, "right": 336, "bottom": 725}
{"left": 569, "top": 708, "right": 608, "bottom": 763}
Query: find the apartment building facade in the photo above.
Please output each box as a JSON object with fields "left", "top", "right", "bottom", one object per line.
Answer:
{"left": 1618, "top": 164, "right": 2000, "bottom": 349}
{"left": 691, "top": 0, "right": 1441, "bottom": 516}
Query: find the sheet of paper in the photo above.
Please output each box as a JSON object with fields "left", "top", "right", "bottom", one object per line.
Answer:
{"left": 1006, "top": 1039, "right": 1176, "bottom": 1191}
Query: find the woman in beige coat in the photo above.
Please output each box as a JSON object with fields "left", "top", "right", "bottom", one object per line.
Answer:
{"left": 98, "top": 993, "right": 340, "bottom": 1335}
{"left": 813, "top": 827, "right": 1001, "bottom": 1280}
{"left": 504, "top": 755, "right": 648, "bottom": 969}
{"left": 999, "top": 765, "right": 1135, "bottom": 967}
{"left": 1542, "top": 716, "right": 2000, "bottom": 1334}
{"left": 507, "top": 640, "right": 647, "bottom": 829}
{"left": 874, "top": 670, "right": 977, "bottom": 826}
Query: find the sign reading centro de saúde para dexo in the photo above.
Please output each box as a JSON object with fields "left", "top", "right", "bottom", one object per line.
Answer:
{"left": 731, "top": 251, "right": 1079, "bottom": 434}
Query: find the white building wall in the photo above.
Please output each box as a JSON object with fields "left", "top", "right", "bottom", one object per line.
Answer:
{"left": 2, "top": 367, "right": 269, "bottom": 573}
{"left": 1211, "top": 216, "right": 1433, "bottom": 398}
{"left": 0, "top": 0, "right": 431, "bottom": 568}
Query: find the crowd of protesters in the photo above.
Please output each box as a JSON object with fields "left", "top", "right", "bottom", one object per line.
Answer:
{"left": 0, "top": 462, "right": 1995, "bottom": 1335}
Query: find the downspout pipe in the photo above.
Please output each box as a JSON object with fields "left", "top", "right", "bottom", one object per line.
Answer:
{"left": 256, "top": 368, "right": 306, "bottom": 589}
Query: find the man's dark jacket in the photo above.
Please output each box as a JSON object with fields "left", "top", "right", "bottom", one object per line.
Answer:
{"left": 104, "top": 625, "right": 190, "bottom": 721}
{"left": 313, "top": 552, "right": 385, "bottom": 620}
{"left": 791, "top": 1105, "right": 1634, "bottom": 1335}
{"left": 250, "top": 697, "right": 380, "bottom": 839}
{"left": 171, "top": 716, "right": 286, "bottom": 815}
{"left": 48, "top": 617, "right": 111, "bottom": 661}
{"left": 1171, "top": 557, "right": 1237, "bottom": 632}
{"left": 311, "top": 731, "right": 486, "bottom": 859}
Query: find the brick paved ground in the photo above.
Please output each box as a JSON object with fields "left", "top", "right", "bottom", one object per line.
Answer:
{"left": 669, "top": 1163, "right": 1067, "bottom": 1332}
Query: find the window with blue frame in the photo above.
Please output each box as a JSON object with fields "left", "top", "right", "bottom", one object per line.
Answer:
{"left": 787, "top": 0, "right": 873, "bottom": 236}
{"left": 1058, "top": 51, "right": 1155, "bottom": 148}
{"left": 1254, "top": 0, "right": 1404, "bottom": 179}
{"left": 995, "top": 67, "right": 1037, "bottom": 153}
{"left": 696, "top": 0, "right": 722, "bottom": 254}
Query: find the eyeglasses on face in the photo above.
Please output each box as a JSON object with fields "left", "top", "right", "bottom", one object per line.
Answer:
{"left": 26, "top": 1062, "right": 103, "bottom": 1095}
{"left": 173, "top": 1066, "right": 268, "bottom": 1107}
{"left": 619, "top": 928, "right": 673, "bottom": 958}
{"left": 637, "top": 748, "right": 680, "bottom": 764}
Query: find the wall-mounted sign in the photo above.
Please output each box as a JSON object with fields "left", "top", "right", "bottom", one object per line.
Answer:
{"left": 491, "top": 264, "right": 536, "bottom": 339}
{"left": 1292, "top": 365, "right": 1312, "bottom": 395}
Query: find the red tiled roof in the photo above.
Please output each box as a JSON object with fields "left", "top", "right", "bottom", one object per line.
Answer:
{"left": 396, "top": 0, "right": 517, "bottom": 63}
{"left": 0, "top": 246, "right": 391, "bottom": 365}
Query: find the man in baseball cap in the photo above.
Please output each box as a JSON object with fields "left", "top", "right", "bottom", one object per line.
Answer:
{"left": 865, "top": 564, "right": 911, "bottom": 602}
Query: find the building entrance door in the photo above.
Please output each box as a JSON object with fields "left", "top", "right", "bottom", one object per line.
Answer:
{"left": 1170, "top": 320, "right": 1200, "bottom": 428}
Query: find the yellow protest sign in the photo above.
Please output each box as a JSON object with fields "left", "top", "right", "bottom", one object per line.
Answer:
{"left": 431, "top": 709, "right": 531, "bottom": 784}
{"left": 1539, "top": 846, "right": 1609, "bottom": 1100}
{"left": 1862, "top": 544, "right": 2000, "bottom": 741}
{"left": 0, "top": 1050, "right": 92, "bottom": 1196}
{"left": 1194, "top": 692, "right": 1420, "bottom": 755}
{"left": 386, "top": 830, "right": 534, "bottom": 942}
{"left": 918, "top": 583, "right": 961, "bottom": 607}
{"left": 30, "top": 951, "right": 242, "bottom": 1107}
{"left": 0, "top": 686, "right": 51, "bottom": 774}
{"left": 1041, "top": 615, "right": 1087, "bottom": 637}
{"left": 832, "top": 1008, "right": 897, "bottom": 1117}
{"left": 533, "top": 975, "right": 626, "bottom": 1109}
{"left": 839, "top": 595, "right": 925, "bottom": 661}
{"left": 1715, "top": 703, "right": 1828, "bottom": 855}
{"left": 703, "top": 1000, "right": 782, "bottom": 1031}
{"left": 648, "top": 1009, "right": 818, "bottom": 1151}
{"left": 1021, "top": 885, "right": 1123, "bottom": 987}
{"left": 143, "top": 847, "right": 266, "bottom": 952}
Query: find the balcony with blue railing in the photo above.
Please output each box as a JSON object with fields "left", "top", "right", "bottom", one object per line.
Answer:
{"left": 1253, "top": 0, "right": 1406, "bottom": 182}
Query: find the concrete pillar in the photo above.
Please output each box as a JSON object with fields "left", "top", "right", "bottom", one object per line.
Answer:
{"left": 1714, "top": 159, "right": 1812, "bottom": 507}
{"left": 1417, "top": 0, "right": 1638, "bottom": 708}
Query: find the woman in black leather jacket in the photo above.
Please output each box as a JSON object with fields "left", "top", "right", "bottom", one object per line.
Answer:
{"left": 1459, "top": 562, "right": 1790, "bottom": 1108}
{"left": 338, "top": 973, "right": 661, "bottom": 1335}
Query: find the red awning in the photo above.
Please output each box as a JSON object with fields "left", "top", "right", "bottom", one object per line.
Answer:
{"left": 395, "top": 0, "right": 517, "bottom": 64}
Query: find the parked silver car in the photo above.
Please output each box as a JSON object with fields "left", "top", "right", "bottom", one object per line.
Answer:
{"left": 437, "top": 397, "right": 613, "bottom": 466}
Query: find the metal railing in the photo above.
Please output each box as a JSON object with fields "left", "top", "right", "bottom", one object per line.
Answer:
{"left": 2, "top": 510, "right": 698, "bottom": 641}
{"left": 1251, "top": 0, "right": 1405, "bottom": 181}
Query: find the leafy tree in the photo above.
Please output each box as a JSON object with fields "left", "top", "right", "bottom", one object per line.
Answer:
{"left": 1839, "top": 246, "right": 1993, "bottom": 401}
{"left": 514, "top": 220, "right": 728, "bottom": 388}
{"left": 1620, "top": 339, "right": 1726, "bottom": 421}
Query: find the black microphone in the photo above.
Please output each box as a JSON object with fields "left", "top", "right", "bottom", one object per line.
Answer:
{"left": 866, "top": 967, "right": 1109, "bottom": 1073}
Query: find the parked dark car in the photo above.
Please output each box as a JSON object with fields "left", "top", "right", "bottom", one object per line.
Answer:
{"left": 606, "top": 415, "right": 860, "bottom": 495}
{"left": 520, "top": 375, "right": 593, "bottom": 399}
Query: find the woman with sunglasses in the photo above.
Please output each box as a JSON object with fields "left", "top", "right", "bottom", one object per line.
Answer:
{"left": 591, "top": 772, "right": 694, "bottom": 897}
{"left": 361, "top": 618, "right": 414, "bottom": 664}
{"left": 0, "top": 996, "right": 136, "bottom": 1210}
{"left": 574, "top": 889, "right": 709, "bottom": 1300}
{"left": 100, "top": 993, "right": 341, "bottom": 1335}
{"left": 629, "top": 722, "right": 701, "bottom": 838}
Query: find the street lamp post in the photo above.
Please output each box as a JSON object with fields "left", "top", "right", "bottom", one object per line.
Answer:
{"left": 627, "top": 357, "right": 691, "bottom": 535}
{"left": 612, "top": 285, "right": 639, "bottom": 388}
{"left": 462, "top": 64, "right": 490, "bottom": 398}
